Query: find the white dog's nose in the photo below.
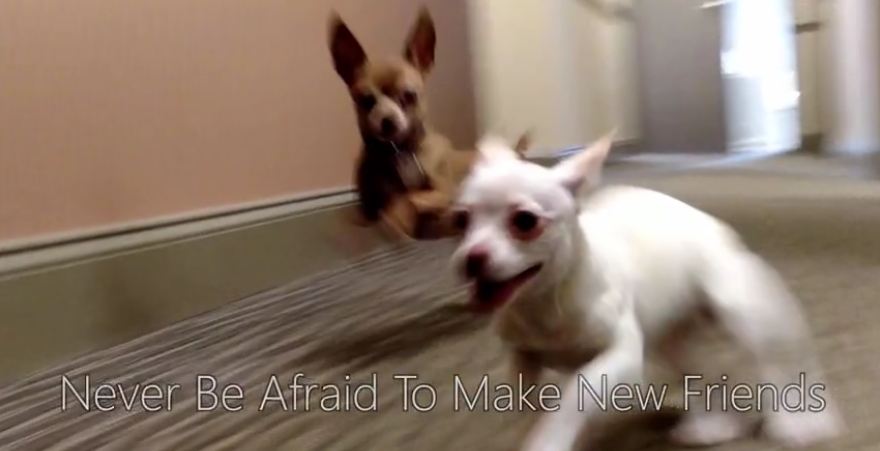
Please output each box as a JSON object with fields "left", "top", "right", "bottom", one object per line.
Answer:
{"left": 464, "top": 245, "right": 490, "bottom": 279}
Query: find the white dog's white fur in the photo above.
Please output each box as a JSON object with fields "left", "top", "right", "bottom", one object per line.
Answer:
{"left": 451, "top": 134, "right": 841, "bottom": 451}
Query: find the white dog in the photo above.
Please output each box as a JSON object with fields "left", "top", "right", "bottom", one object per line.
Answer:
{"left": 450, "top": 134, "right": 841, "bottom": 451}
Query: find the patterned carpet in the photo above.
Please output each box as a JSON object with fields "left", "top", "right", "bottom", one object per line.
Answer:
{"left": 2, "top": 155, "right": 880, "bottom": 450}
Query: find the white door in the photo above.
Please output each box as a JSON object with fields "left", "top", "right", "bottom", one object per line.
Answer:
{"left": 720, "top": 0, "right": 801, "bottom": 152}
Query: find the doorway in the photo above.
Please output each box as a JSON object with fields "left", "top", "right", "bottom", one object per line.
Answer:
{"left": 634, "top": 0, "right": 801, "bottom": 154}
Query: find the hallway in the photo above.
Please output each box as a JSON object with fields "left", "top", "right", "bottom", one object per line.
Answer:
{"left": 2, "top": 154, "right": 878, "bottom": 450}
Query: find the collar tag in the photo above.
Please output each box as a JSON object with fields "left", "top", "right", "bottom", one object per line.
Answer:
{"left": 391, "top": 142, "right": 427, "bottom": 190}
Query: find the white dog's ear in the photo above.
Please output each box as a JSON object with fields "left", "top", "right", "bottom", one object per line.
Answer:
{"left": 477, "top": 135, "right": 520, "bottom": 163}
{"left": 552, "top": 131, "right": 615, "bottom": 194}
{"left": 513, "top": 130, "right": 532, "bottom": 157}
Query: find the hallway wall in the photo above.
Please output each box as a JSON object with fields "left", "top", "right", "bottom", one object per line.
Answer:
{"left": 468, "top": 0, "right": 640, "bottom": 155}
{"left": 0, "top": 0, "right": 476, "bottom": 247}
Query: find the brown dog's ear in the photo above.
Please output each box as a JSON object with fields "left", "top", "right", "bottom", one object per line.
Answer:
{"left": 513, "top": 131, "right": 532, "bottom": 157}
{"left": 404, "top": 8, "right": 436, "bottom": 74}
{"left": 329, "top": 12, "right": 367, "bottom": 85}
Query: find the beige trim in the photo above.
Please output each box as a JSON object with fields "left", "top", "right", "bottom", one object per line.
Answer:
{"left": 0, "top": 186, "right": 355, "bottom": 256}
{"left": 0, "top": 188, "right": 357, "bottom": 279}
{"left": 0, "top": 190, "right": 357, "bottom": 280}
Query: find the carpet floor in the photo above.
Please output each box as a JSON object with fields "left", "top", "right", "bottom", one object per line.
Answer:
{"left": 1, "top": 154, "right": 879, "bottom": 451}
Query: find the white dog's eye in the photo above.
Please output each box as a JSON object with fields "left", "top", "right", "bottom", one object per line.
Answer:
{"left": 509, "top": 210, "right": 543, "bottom": 241}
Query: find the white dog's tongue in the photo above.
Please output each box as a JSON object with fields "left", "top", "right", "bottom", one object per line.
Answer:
{"left": 474, "top": 279, "right": 518, "bottom": 310}
{"left": 472, "top": 265, "right": 542, "bottom": 311}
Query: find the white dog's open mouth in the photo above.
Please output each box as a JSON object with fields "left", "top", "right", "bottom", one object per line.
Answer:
{"left": 471, "top": 264, "right": 542, "bottom": 311}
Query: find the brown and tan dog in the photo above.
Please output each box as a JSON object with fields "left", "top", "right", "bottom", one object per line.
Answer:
{"left": 329, "top": 8, "right": 527, "bottom": 239}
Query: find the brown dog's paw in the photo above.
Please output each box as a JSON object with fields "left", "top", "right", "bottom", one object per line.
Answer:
{"left": 408, "top": 190, "right": 450, "bottom": 213}
{"left": 380, "top": 196, "right": 419, "bottom": 241}
{"left": 378, "top": 218, "right": 416, "bottom": 242}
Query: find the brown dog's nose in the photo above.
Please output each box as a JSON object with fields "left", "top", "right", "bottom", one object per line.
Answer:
{"left": 380, "top": 118, "right": 397, "bottom": 136}
{"left": 465, "top": 246, "right": 490, "bottom": 279}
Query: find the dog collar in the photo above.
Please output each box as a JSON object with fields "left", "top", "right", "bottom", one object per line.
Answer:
{"left": 390, "top": 141, "right": 428, "bottom": 190}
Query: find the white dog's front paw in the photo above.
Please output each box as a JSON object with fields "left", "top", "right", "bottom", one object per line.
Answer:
{"left": 669, "top": 411, "right": 752, "bottom": 447}
{"left": 764, "top": 410, "right": 842, "bottom": 448}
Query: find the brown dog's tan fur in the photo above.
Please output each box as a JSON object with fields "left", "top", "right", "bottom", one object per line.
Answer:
{"left": 330, "top": 9, "right": 523, "bottom": 239}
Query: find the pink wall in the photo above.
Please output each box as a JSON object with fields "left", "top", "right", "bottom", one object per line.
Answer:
{"left": 0, "top": 0, "right": 476, "bottom": 245}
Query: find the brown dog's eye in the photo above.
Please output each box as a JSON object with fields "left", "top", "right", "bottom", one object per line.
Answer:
{"left": 509, "top": 210, "right": 543, "bottom": 240}
{"left": 452, "top": 210, "right": 470, "bottom": 231}
{"left": 400, "top": 90, "right": 418, "bottom": 107}
{"left": 356, "top": 94, "right": 376, "bottom": 111}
